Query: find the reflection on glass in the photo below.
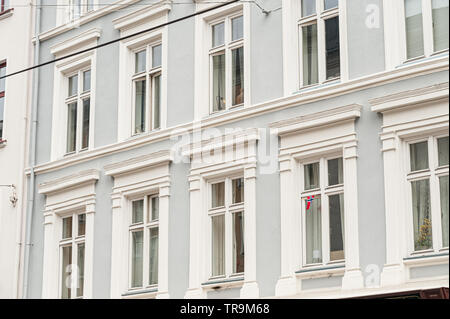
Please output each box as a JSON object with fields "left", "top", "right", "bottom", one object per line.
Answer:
{"left": 232, "top": 16, "right": 244, "bottom": 41}
{"left": 83, "top": 70, "right": 91, "bottom": 92}
{"left": 68, "top": 75, "right": 78, "bottom": 97}
{"left": 432, "top": 0, "right": 449, "bottom": 52}
{"left": 152, "top": 45, "right": 162, "bottom": 68}
{"left": 325, "top": 16, "right": 340, "bottom": 79}
{"left": 135, "top": 50, "right": 146, "bottom": 74}
{"left": 212, "top": 22, "right": 225, "bottom": 47}
{"left": 302, "top": 0, "right": 316, "bottom": 17}
{"left": 405, "top": 0, "right": 424, "bottom": 59}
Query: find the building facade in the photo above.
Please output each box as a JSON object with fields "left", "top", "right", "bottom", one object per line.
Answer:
{"left": 0, "top": 0, "right": 34, "bottom": 299}
{"left": 4, "top": 0, "right": 449, "bottom": 299}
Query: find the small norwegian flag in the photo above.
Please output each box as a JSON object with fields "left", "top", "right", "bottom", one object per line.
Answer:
{"left": 306, "top": 196, "right": 315, "bottom": 211}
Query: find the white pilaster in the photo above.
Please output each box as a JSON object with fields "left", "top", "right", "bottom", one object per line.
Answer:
{"left": 156, "top": 182, "right": 170, "bottom": 299}
{"left": 41, "top": 211, "right": 58, "bottom": 299}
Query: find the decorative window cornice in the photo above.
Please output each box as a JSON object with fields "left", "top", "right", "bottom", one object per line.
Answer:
{"left": 104, "top": 150, "right": 172, "bottom": 177}
{"left": 50, "top": 28, "right": 101, "bottom": 56}
{"left": 38, "top": 169, "right": 100, "bottom": 195}
{"left": 112, "top": 0, "right": 171, "bottom": 31}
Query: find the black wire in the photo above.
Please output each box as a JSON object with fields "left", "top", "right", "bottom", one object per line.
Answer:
{"left": 0, "top": 0, "right": 239, "bottom": 80}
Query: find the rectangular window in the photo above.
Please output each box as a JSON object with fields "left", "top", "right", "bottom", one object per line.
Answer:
{"left": 405, "top": 0, "right": 425, "bottom": 59}
{"left": 431, "top": 0, "right": 449, "bottom": 52}
{"left": 65, "top": 69, "right": 91, "bottom": 154}
{"left": 299, "top": 0, "right": 340, "bottom": 88}
{"left": 69, "top": 0, "right": 95, "bottom": 20}
{"left": 132, "top": 43, "right": 163, "bottom": 135}
{"left": 302, "top": 156, "right": 345, "bottom": 266}
{"left": 60, "top": 212, "right": 86, "bottom": 299}
{"left": 210, "top": 13, "right": 245, "bottom": 113}
{"left": 209, "top": 176, "right": 245, "bottom": 278}
{"left": 407, "top": 135, "right": 449, "bottom": 253}
{"left": 129, "top": 195, "right": 159, "bottom": 289}
{"left": 0, "top": 62, "right": 5, "bottom": 140}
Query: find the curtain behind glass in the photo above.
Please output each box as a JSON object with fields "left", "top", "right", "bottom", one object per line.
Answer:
{"left": 411, "top": 179, "right": 432, "bottom": 251}
{"left": 131, "top": 231, "right": 144, "bottom": 287}
{"left": 432, "top": 0, "right": 449, "bottom": 52}
{"left": 149, "top": 228, "right": 159, "bottom": 285}
{"left": 302, "top": 24, "right": 319, "bottom": 86}
{"left": 440, "top": 176, "right": 449, "bottom": 247}
{"left": 405, "top": 0, "right": 425, "bottom": 59}
{"left": 212, "top": 215, "right": 225, "bottom": 276}
{"left": 305, "top": 195, "right": 322, "bottom": 264}
{"left": 212, "top": 54, "right": 225, "bottom": 112}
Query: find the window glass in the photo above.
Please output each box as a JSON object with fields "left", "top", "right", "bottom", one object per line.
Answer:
{"left": 232, "top": 212, "right": 245, "bottom": 274}
{"left": 212, "top": 22, "right": 225, "bottom": 47}
{"left": 232, "top": 47, "right": 244, "bottom": 106}
{"left": 411, "top": 179, "right": 432, "bottom": 251}
{"left": 81, "top": 98, "right": 90, "bottom": 150}
{"left": 61, "top": 246, "right": 72, "bottom": 299}
{"left": 305, "top": 195, "right": 322, "bottom": 264}
{"left": 410, "top": 141, "right": 429, "bottom": 171}
{"left": 302, "top": 24, "right": 319, "bottom": 86}
{"left": 135, "top": 50, "right": 146, "bottom": 74}
{"left": 328, "top": 157, "right": 343, "bottom": 186}
{"left": 76, "top": 243, "right": 85, "bottom": 297}
{"left": 62, "top": 217, "right": 73, "bottom": 239}
{"left": 87, "top": 0, "right": 94, "bottom": 12}
{"left": 324, "top": 0, "right": 339, "bottom": 10}
{"left": 325, "top": 16, "right": 340, "bottom": 79}
{"left": 212, "top": 54, "right": 226, "bottom": 112}
{"left": 232, "top": 178, "right": 245, "bottom": 204}
{"left": 0, "top": 97, "right": 4, "bottom": 139}
{"left": 152, "top": 45, "right": 162, "bottom": 68}
{"left": 131, "top": 231, "right": 144, "bottom": 287}
{"left": 68, "top": 75, "right": 78, "bottom": 97}
{"left": 329, "top": 194, "right": 345, "bottom": 261}
{"left": 134, "top": 79, "right": 146, "bottom": 134}
{"left": 212, "top": 182, "right": 225, "bottom": 208}
{"left": 82, "top": 70, "right": 91, "bottom": 92}
{"left": 432, "top": 0, "right": 449, "bottom": 52}
{"left": 153, "top": 74, "right": 161, "bottom": 129}
{"left": 149, "top": 228, "right": 159, "bottom": 285}
{"left": 438, "top": 136, "right": 449, "bottom": 166}
{"left": 405, "top": 0, "right": 424, "bottom": 59}
{"left": 440, "top": 176, "right": 449, "bottom": 247}
{"left": 78, "top": 214, "right": 86, "bottom": 236}
{"left": 66, "top": 102, "right": 77, "bottom": 153}
{"left": 0, "top": 65, "right": 5, "bottom": 92}
{"left": 150, "top": 196, "right": 159, "bottom": 221}
{"left": 304, "top": 162, "right": 320, "bottom": 190}
{"left": 211, "top": 215, "right": 225, "bottom": 276}
{"left": 232, "top": 16, "right": 244, "bottom": 41}
{"left": 302, "top": 0, "right": 316, "bottom": 17}
{"left": 132, "top": 200, "right": 144, "bottom": 224}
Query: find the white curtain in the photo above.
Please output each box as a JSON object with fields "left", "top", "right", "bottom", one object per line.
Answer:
{"left": 149, "top": 228, "right": 159, "bottom": 285}
{"left": 212, "top": 215, "right": 225, "bottom": 276}
{"left": 131, "top": 231, "right": 144, "bottom": 287}
{"left": 306, "top": 196, "right": 322, "bottom": 264}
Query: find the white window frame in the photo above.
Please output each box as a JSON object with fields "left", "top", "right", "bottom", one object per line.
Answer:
{"left": 69, "top": 0, "right": 96, "bottom": 21}
{"left": 64, "top": 67, "right": 92, "bottom": 155}
{"left": 299, "top": 154, "right": 345, "bottom": 268}
{"left": 208, "top": 12, "right": 245, "bottom": 114}
{"left": 207, "top": 175, "right": 245, "bottom": 280}
{"left": 404, "top": 134, "right": 449, "bottom": 256}
{"left": 131, "top": 42, "right": 163, "bottom": 136}
{"left": 58, "top": 211, "right": 86, "bottom": 299}
{"left": 128, "top": 194, "right": 160, "bottom": 290}
{"left": 297, "top": 0, "right": 341, "bottom": 88}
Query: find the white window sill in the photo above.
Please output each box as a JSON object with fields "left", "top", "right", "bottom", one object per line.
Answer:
{"left": 201, "top": 276, "right": 244, "bottom": 291}
{"left": 0, "top": 140, "right": 6, "bottom": 149}
{"left": 403, "top": 252, "right": 449, "bottom": 267}
{"left": 295, "top": 263, "right": 346, "bottom": 279}
{"left": 0, "top": 8, "right": 14, "bottom": 21}
{"left": 121, "top": 287, "right": 158, "bottom": 299}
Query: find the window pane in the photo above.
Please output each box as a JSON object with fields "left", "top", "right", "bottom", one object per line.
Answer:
{"left": 302, "top": 24, "right": 319, "bottom": 86}
{"left": 305, "top": 195, "right": 322, "bottom": 264}
{"left": 440, "top": 176, "right": 449, "bottom": 247}
{"left": 0, "top": 65, "right": 5, "bottom": 92}
{"left": 62, "top": 216, "right": 73, "bottom": 239}
{"left": 302, "top": 0, "right": 316, "bottom": 17}
{"left": 212, "top": 54, "right": 225, "bottom": 112}
{"left": 87, "top": 0, "right": 94, "bottom": 12}
{"left": 66, "top": 102, "right": 77, "bottom": 153}
{"left": 233, "top": 212, "right": 245, "bottom": 274}
{"left": 68, "top": 75, "right": 78, "bottom": 97}
{"left": 82, "top": 70, "right": 91, "bottom": 92}
{"left": 212, "top": 22, "right": 225, "bottom": 47}
{"left": 152, "top": 45, "right": 162, "bottom": 68}
{"left": 132, "top": 200, "right": 144, "bottom": 224}
{"left": 153, "top": 74, "right": 161, "bottom": 129}
{"left": 131, "top": 231, "right": 144, "bottom": 288}
{"left": 410, "top": 141, "right": 429, "bottom": 171}
{"left": 324, "top": 0, "right": 339, "bottom": 10}
{"left": 0, "top": 97, "right": 4, "bottom": 139}
{"left": 438, "top": 136, "right": 449, "bottom": 166}
{"left": 211, "top": 182, "right": 225, "bottom": 208}
{"left": 232, "top": 16, "right": 244, "bottom": 41}
{"left": 325, "top": 16, "right": 340, "bottom": 79}
{"left": 61, "top": 246, "right": 72, "bottom": 299}
{"left": 432, "top": 0, "right": 449, "bottom": 52}
{"left": 232, "top": 178, "right": 245, "bottom": 204}
{"left": 411, "top": 179, "right": 432, "bottom": 251}
{"left": 328, "top": 158, "right": 343, "bottom": 186}
{"left": 304, "top": 162, "right": 320, "bottom": 190}
{"left": 212, "top": 215, "right": 225, "bottom": 277}
{"left": 135, "top": 50, "right": 146, "bottom": 74}
{"left": 232, "top": 47, "right": 244, "bottom": 106}
{"left": 134, "top": 79, "right": 146, "bottom": 134}
{"left": 329, "top": 194, "right": 345, "bottom": 261}
{"left": 405, "top": 0, "right": 424, "bottom": 59}
{"left": 149, "top": 228, "right": 159, "bottom": 285}
{"left": 81, "top": 98, "right": 90, "bottom": 149}
{"left": 150, "top": 196, "right": 159, "bottom": 221}
{"left": 73, "top": 0, "right": 81, "bottom": 18}
{"left": 76, "top": 243, "right": 85, "bottom": 297}
{"left": 78, "top": 214, "right": 86, "bottom": 236}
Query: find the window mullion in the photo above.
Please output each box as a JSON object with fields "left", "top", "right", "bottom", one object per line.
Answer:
{"left": 71, "top": 241, "right": 77, "bottom": 299}
{"left": 429, "top": 137, "right": 441, "bottom": 250}
{"left": 225, "top": 178, "right": 232, "bottom": 276}
{"left": 317, "top": 16, "right": 326, "bottom": 84}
